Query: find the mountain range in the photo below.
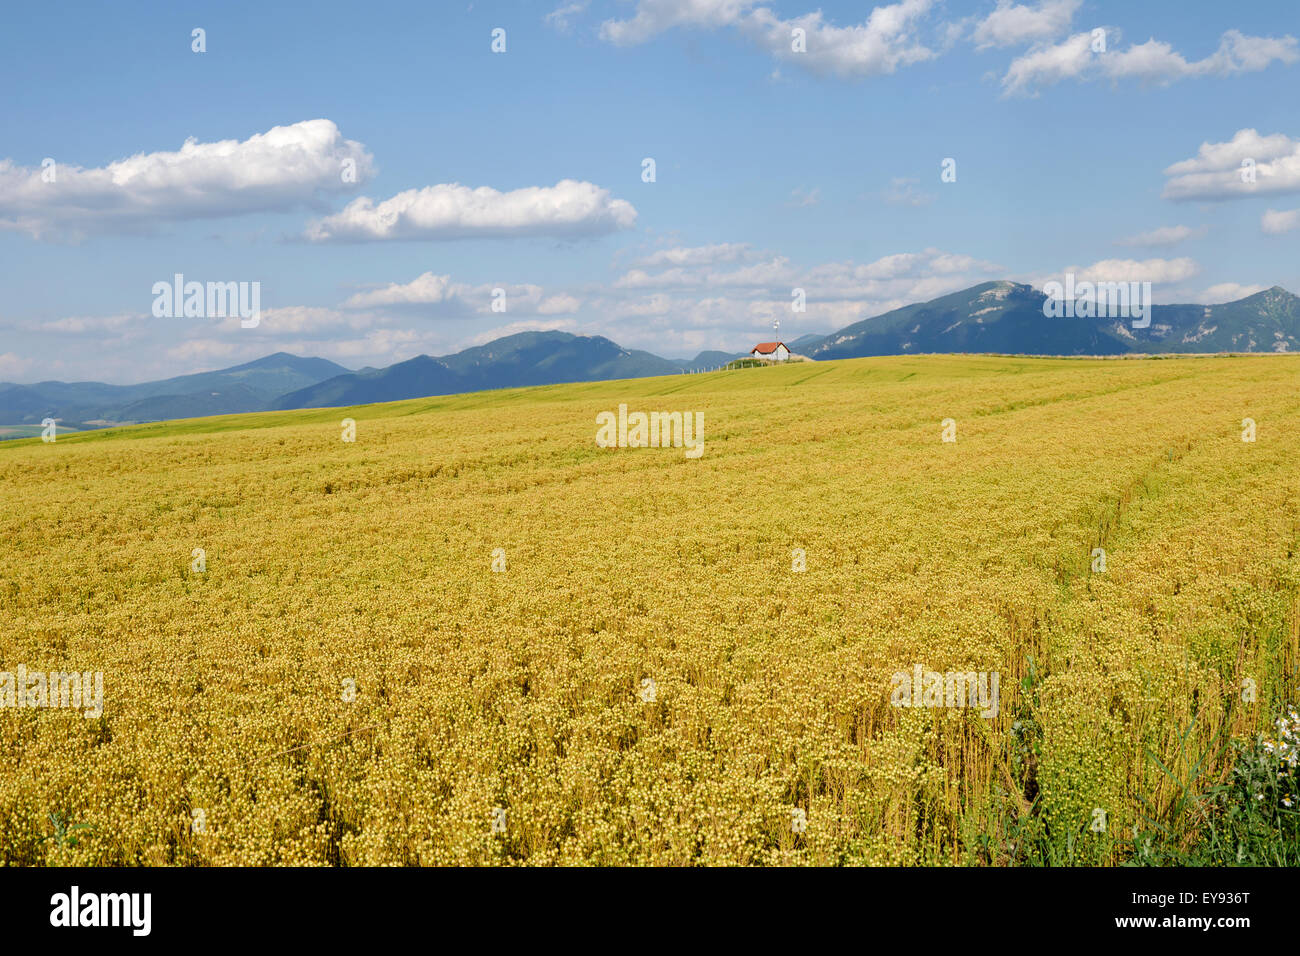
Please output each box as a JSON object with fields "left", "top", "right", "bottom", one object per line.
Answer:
{"left": 3, "top": 281, "right": 1296, "bottom": 433}
{"left": 269, "top": 333, "right": 736, "bottom": 410}
{"left": 0, "top": 353, "right": 352, "bottom": 433}
{"left": 0, "top": 342, "right": 744, "bottom": 432}
{"left": 805, "top": 281, "right": 1300, "bottom": 360}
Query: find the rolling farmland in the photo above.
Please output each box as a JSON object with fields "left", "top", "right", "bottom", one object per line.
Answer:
{"left": 2, "top": 353, "right": 1298, "bottom": 865}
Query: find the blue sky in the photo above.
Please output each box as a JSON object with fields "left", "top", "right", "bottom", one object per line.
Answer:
{"left": 0, "top": 0, "right": 1297, "bottom": 383}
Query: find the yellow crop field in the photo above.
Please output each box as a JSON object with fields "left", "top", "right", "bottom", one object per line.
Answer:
{"left": 2, "top": 353, "right": 1298, "bottom": 866}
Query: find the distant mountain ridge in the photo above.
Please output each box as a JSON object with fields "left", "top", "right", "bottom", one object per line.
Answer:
{"left": 0, "top": 353, "right": 351, "bottom": 431}
{"left": 800, "top": 281, "right": 1300, "bottom": 359}
{"left": 273, "top": 332, "right": 741, "bottom": 410}
{"left": 0, "top": 336, "right": 745, "bottom": 429}
{"left": 3, "top": 283, "right": 1296, "bottom": 432}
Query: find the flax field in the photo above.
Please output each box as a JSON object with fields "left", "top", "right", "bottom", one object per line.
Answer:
{"left": 1, "top": 353, "right": 1298, "bottom": 865}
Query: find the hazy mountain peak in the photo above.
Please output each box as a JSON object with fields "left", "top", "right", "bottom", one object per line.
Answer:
{"left": 807, "top": 280, "right": 1297, "bottom": 361}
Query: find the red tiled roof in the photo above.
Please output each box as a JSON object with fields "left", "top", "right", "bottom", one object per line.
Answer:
{"left": 751, "top": 342, "right": 787, "bottom": 354}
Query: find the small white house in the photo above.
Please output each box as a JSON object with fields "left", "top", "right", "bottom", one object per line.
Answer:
{"left": 750, "top": 341, "right": 791, "bottom": 362}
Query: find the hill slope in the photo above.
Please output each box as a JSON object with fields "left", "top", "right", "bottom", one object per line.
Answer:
{"left": 2, "top": 354, "right": 1296, "bottom": 865}
{"left": 809, "top": 281, "right": 1128, "bottom": 358}
{"left": 6, "top": 284, "right": 1298, "bottom": 429}
{"left": 274, "top": 331, "right": 689, "bottom": 409}
{"left": 0, "top": 352, "right": 351, "bottom": 427}
{"left": 807, "top": 282, "right": 1300, "bottom": 359}
{"left": 1115, "top": 285, "right": 1300, "bottom": 353}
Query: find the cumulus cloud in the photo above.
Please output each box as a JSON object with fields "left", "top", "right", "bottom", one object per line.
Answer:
{"left": 615, "top": 267, "right": 708, "bottom": 290}
{"left": 1262, "top": 207, "right": 1300, "bottom": 234}
{"left": 466, "top": 319, "right": 578, "bottom": 346}
{"left": 1114, "top": 224, "right": 1207, "bottom": 247}
{"left": 743, "top": 1, "right": 937, "bottom": 77}
{"left": 880, "top": 177, "right": 936, "bottom": 206}
{"left": 339, "top": 271, "right": 581, "bottom": 320}
{"left": 303, "top": 179, "right": 636, "bottom": 242}
{"left": 1000, "top": 29, "right": 1096, "bottom": 93}
{"left": 545, "top": 1, "right": 590, "bottom": 32}
{"left": 31, "top": 275, "right": 591, "bottom": 380}
{"left": 634, "top": 242, "right": 757, "bottom": 267}
{"left": 972, "top": 0, "right": 1079, "bottom": 50}
{"left": 154, "top": 326, "right": 449, "bottom": 372}
{"left": 341, "top": 272, "right": 469, "bottom": 311}
{"left": 601, "top": 246, "right": 1005, "bottom": 346}
{"left": 0, "top": 119, "right": 373, "bottom": 241}
{"left": 1162, "top": 129, "right": 1300, "bottom": 201}
{"left": 789, "top": 186, "right": 821, "bottom": 206}
{"left": 591, "top": 2, "right": 1292, "bottom": 87}
{"left": 0, "top": 352, "right": 33, "bottom": 380}
{"left": 1060, "top": 257, "right": 1201, "bottom": 285}
{"left": 1197, "top": 282, "right": 1267, "bottom": 303}
{"left": 164, "top": 339, "right": 242, "bottom": 365}
{"left": 599, "top": 0, "right": 938, "bottom": 78}
{"left": 253, "top": 306, "right": 377, "bottom": 334}
{"left": 25, "top": 313, "right": 142, "bottom": 335}
{"left": 13, "top": 267, "right": 584, "bottom": 381}
{"left": 812, "top": 249, "right": 1003, "bottom": 284}
{"left": 599, "top": 0, "right": 759, "bottom": 44}
{"left": 1002, "top": 29, "right": 1297, "bottom": 95}
{"left": 537, "top": 294, "right": 583, "bottom": 314}
{"left": 0, "top": 299, "right": 471, "bottom": 382}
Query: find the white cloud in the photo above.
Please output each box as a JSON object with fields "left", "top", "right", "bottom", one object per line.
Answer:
{"left": 466, "top": 319, "right": 578, "bottom": 346}
{"left": 5, "top": 266, "right": 598, "bottom": 380}
{"left": 341, "top": 272, "right": 465, "bottom": 310}
{"left": 789, "top": 186, "right": 821, "bottom": 206}
{"left": 614, "top": 256, "right": 791, "bottom": 290}
{"left": 27, "top": 313, "right": 142, "bottom": 334}
{"left": 808, "top": 249, "right": 1003, "bottom": 285}
{"left": 304, "top": 179, "right": 636, "bottom": 241}
{"left": 1002, "top": 29, "right": 1297, "bottom": 95}
{"left": 1114, "top": 224, "right": 1207, "bottom": 247}
{"left": 1164, "top": 128, "right": 1296, "bottom": 174}
{"left": 1062, "top": 257, "right": 1201, "bottom": 285}
{"left": 614, "top": 267, "right": 703, "bottom": 290}
{"left": 1262, "top": 207, "right": 1300, "bottom": 234}
{"left": 599, "top": 0, "right": 758, "bottom": 44}
{"left": 545, "top": 1, "right": 590, "bottom": 32}
{"left": 972, "top": 0, "right": 1079, "bottom": 50}
{"left": 1197, "top": 282, "right": 1267, "bottom": 303}
{"left": 164, "top": 339, "right": 242, "bottom": 364}
{"left": 599, "top": 245, "right": 1005, "bottom": 352}
{"left": 880, "top": 177, "right": 936, "bottom": 206}
{"left": 709, "top": 257, "right": 797, "bottom": 287}
{"left": 538, "top": 294, "right": 583, "bottom": 314}
{"left": 340, "top": 271, "right": 578, "bottom": 319}
{"left": 743, "top": 1, "right": 937, "bottom": 78}
{"left": 600, "top": 293, "right": 678, "bottom": 319}
{"left": 635, "top": 242, "right": 756, "bottom": 267}
{"left": 1162, "top": 129, "right": 1300, "bottom": 201}
{"left": 254, "top": 306, "right": 373, "bottom": 334}
{"left": 0, "top": 352, "right": 33, "bottom": 380}
{"left": 1000, "top": 29, "right": 1095, "bottom": 93}
{"left": 1211, "top": 30, "right": 1300, "bottom": 72}
{"left": 0, "top": 305, "right": 465, "bottom": 382}
{"left": 318, "top": 328, "right": 439, "bottom": 361}
{"left": 0, "top": 119, "right": 373, "bottom": 241}
{"left": 599, "top": 0, "right": 938, "bottom": 78}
